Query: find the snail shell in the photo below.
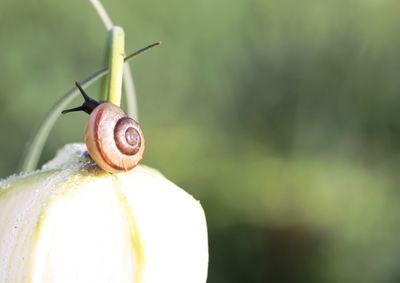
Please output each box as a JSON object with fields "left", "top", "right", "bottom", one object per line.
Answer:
{"left": 85, "top": 102, "right": 144, "bottom": 173}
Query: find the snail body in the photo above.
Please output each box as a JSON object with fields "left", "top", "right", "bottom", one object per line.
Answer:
{"left": 85, "top": 102, "right": 144, "bottom": 173}
{"left": 62, "top": 82, "right": 144, "bottom": 173}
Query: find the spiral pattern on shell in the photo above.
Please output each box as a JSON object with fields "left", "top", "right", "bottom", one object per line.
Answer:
{"left": 85, "top": 102, "right": 144, "bottom": 173}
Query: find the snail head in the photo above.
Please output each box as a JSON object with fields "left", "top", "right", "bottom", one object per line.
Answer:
{"left": 61, "top": 82, "right": 101, "bottom": 115}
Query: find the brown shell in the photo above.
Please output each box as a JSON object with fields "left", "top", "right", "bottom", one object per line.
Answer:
{"left": 85, "top": 103, "right": 144, "bottom": 173}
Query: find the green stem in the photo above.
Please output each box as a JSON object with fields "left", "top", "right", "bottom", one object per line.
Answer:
{"left": 18, "top": 43, "right": 160, "bottom": 172}
{"left": 102, "top": 27, "right": 125, "bottom": 106}
{"left": 123, "top": 64, "right": 138, "bottom": 119}
{"left": 19, "top": 68, "right": 107, "bottom": 172}
{"left": 89, "top": 0, "right": 138, "bottom": 119}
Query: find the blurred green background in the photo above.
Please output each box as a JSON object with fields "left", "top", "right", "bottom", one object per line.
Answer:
{"left": 1, "top": 0, "right": 400, "bottom": 282}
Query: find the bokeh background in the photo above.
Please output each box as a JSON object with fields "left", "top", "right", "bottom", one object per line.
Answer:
{"left": 1, "top": 0, "right": 400, "bottom": 282}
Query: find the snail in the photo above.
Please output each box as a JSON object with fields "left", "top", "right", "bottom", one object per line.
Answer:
{"left": 62, "top": 82, "right": 144, "bottom": 173}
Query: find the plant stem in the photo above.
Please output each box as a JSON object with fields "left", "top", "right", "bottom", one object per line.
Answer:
{"left": 19, "top": 70, "right": 106, "bottom": 172}
{"left": 102, "top": 27, "right": 125, "bottom": 106}
{"left": 18, "top": 42, "right": 160, "bottom": 172}
{"left": 89, "top": 0, "right": 113, "bottom": 29}
{"left": 18, "top": 0, "right": 158, "bottom": 172}
{"left": 89, "top": 0, "right": 139, "bottom": 119}
{"left": 123, "top": 65, "right": 138, "bottom": 119}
